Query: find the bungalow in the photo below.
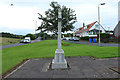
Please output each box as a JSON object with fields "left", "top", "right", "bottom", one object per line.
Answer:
{"left": 73, "top": 21, "right": 106, "bottom": 37}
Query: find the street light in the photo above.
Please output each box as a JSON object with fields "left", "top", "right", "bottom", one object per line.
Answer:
{"left": 33, "top": 20, "right": 37, "bottom": 39}
{"left": 11, "top": 4, "right": 13, "bottom": 6}
{"left": 98, "top": 3, "right": 105, "bottom": 47}
{"left": 100, "top": 3, "right": 105, "bottom": 5}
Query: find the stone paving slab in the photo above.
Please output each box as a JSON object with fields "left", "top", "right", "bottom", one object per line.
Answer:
{"left": 4, "top": 56, "right": 120, "bottom": 78}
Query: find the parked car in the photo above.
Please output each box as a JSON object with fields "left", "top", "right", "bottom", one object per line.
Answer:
{"left": 62, "top": 37, "right": 66, "bottom": 40}
{"left": 69, "top": 37, "right": 74, "bottom": 41}
{"left": 66, "top": 37, "right": 70, "bottom": 40}
{"left": 73, "top": 37, "right": 79, "bottom": 41}
{"left": 20, "top": 37, "right": 31, "bottom": 43}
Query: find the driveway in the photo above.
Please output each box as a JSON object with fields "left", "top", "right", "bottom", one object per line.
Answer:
{"left": 0, "top": 40, "right": 40, "bottom": 49}
{"left": 63, "top": 40, "right": 119, "bottom": 47}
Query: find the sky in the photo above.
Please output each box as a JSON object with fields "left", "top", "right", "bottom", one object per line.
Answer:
{"left": 0, "top": 0, "right": 119, "bottom": 35}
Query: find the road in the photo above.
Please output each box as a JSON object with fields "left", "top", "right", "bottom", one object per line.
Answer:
{"left": 63, "top": 40, "right": 119, "bottom": 47}
{"left": 0, "top": 40, "right": 40, "bottom": 49}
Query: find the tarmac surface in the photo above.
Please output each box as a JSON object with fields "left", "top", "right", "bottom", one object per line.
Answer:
{"left": 63, "top": 40, "right": 119, "bottom": 47}
{"left": 0, "top": 40, "right": 40, "bottom": 49}
{"left": 5, "top": 56, "right": 120, "bottom": 78}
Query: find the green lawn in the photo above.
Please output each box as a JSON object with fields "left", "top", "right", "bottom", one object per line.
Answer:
{"left": 0, "top": 37, "right": 21, "bottom": 46}
{"left": 2, "top": 40, "right": 119, "bottom": 74}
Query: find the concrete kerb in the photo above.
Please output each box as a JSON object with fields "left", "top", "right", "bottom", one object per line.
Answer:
{"left": 2, "top": 59, "right": 30, "bottom": 79}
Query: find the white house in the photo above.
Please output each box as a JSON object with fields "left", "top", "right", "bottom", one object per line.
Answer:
{"left": 73, "top": 21, "right": 106, "bottom": 37}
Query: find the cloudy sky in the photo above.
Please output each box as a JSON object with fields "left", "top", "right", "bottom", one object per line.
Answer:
{"left": 0, "top": 0, "right": 119, "bottom": 35}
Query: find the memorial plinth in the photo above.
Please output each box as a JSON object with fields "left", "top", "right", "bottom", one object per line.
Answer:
{"left": 51, "top": 8, "right": 68, "bottom": 69}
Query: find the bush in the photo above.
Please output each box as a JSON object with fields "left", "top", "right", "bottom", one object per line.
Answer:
{"left": 102, "top": 39, "right": 109, "bottom": 43}
{"left": 81, "top": 36, "right": 89, "bottom": 41}
{"left": 1, "top": 32, "right": 24, "bottom": 39}
{"left": 97, "top": 33, "right": 110, "bottom": 43}
{"left": 25, "top": 34, "right": 35, "bottom": 40}
{"left": 118, "top": 36, "right": 120, "bottom": 43}
{"left": 52, "top": 34, "right": 57, "bottom": 39}
{"left": 98, "top": 33, "right": 110, "bottom": 39}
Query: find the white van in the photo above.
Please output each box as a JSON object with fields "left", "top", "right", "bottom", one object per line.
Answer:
{"left": 20, "top": 37, "right": 31, "bottom": 43}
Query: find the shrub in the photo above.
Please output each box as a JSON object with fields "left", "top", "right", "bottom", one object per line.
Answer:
{"left": 1, "top": 32, "right": 24, "bottom": 39}
{"left": 98, "top": 33, "right": 110, "bottom": 39}
{"left": 81, "top": 36, "right": 89, "bottom": 41}
{"left": 97, "top": 33, "right": 110, "bottom": 43}
{"left": 25, "top": 34, "right": 35, "bottom": 40}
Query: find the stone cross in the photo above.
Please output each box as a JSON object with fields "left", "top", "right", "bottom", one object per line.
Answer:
{"left": 51, "top": 8, "right": 67, "bottom": 69}
{"left": 58, "top": 8, "right": 62, "bottom": 49}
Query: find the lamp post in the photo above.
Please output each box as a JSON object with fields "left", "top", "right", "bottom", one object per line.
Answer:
{"left": 11, "top": 4, "right": 13, "bottom": 6}
{"left": 33, "top": 20, "right": 37, "bottom": 39}
{"left": 98, "top": 3, "right": 105, "bottom": 47}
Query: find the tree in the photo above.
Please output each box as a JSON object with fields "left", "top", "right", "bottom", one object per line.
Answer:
{"left": 64, "top": 33, "right": 73, "bottom": 37}
{"left": 1, "top": 32, "right": 24, "bottom": 39}
{"left": 37, "top": 1, "right": 77, "bottom": 34}
{"left": 25, "top": 34, "right": 35, "bottom": 40}
{"left": 39, "top": 31, "right": 46, "bottom": 40}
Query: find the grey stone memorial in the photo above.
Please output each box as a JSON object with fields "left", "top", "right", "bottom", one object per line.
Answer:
{"left": 51, "top": 8, "right": 68, "bottom": 69}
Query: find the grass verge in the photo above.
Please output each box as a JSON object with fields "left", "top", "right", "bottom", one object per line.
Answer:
{"left": 2, "top": 40, "right": 119, "bottom": 74}
{"left": 0, "top": 37, "right": 21, "bottom": 46}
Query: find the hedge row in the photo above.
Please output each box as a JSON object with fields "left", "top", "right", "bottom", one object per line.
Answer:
{"left": 80, "top": 33, "right": 119, "bottom": 43}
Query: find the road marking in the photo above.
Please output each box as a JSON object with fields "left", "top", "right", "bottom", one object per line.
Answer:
{"left": 4, "top": 59, "right": 30, "bottom": 78}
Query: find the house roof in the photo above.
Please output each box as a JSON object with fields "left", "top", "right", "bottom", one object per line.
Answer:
{"left": 75, "top": 21, "right": 97, "bottom": 34}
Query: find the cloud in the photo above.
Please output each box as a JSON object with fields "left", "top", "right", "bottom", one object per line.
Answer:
{"left": 0, "top": 0, "right": 119, "bottom": 35}
{"left": 0, "top": 3, "right": 44, "bottom": 35}
{"left": 68, "top": 1, "right": 118, "bottom": 30}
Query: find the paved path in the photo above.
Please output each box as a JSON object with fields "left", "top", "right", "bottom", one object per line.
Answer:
{"left": 0, "top": 40, "right": 40, "bottom": 49}
{"left": 5, "top": 56, "right": 120, "bottom": 78}
{"left": 63, "top": 40, "right": 119, "bottom": 47}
